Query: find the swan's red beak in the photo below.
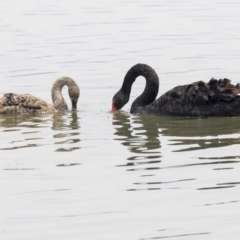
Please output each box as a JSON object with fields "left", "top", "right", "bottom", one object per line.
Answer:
{"left": 72, "top": 100, "right": 77, "bottom": 111}
{"left": 111, "top": 101, "right": 117, "bottom": 112}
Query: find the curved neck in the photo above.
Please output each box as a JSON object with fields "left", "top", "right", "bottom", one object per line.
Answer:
{"left": 121, "top": 64, "right": 159, "bottom": 113}
{"left": 51, "top": 77, "right": 76, "bottom": 111}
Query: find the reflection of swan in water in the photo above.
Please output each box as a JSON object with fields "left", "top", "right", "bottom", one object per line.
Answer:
{"left": 52, "top": 111, "right": 79, "bottom": 131}
{"left": 112, "top": 112, "right": 240, "bottom": 153}
{"left": 0, "top": 113, "right": 51, "bottom": 129}
{"left": 0, "top": 113, "right": 54, "bottom": 150}
{"left": 113, "top": 113, "right": 240, "bottom": 192}
{"left": 112, "top": 63, "right": 240, "bottom": 117}
{"left": 52, "top": 111, "right": 81, "bottom": 152}
{"left": 113, "top": 112, "right": 162, "bottom": 164}
{"left": 113, "top": 112, "right": 161, "bottom": 154}
{"left": 0, "top": 112, "right": 81, "bottom": 152}
{"left": 158, "top": 116, "right": 240, "bottom": 152}
{"left": 0, "top": 77, "right": 80, "bottom": 113}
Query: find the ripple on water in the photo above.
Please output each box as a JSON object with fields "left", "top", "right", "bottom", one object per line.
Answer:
{"left": 2, "top": 1, "right": 240, "bottom": 239}
{"left": 0, "top": 112, "right": 81, "bottom": 152}
{"left": 112, "top": 112, "right": 240, "bottom": 195}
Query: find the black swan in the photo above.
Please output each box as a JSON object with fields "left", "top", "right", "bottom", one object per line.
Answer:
{"left": 0, "top": 77, "right": 80, "bottom": 114}
{"left": 111, "top": 63, "right": 240, "bottom": 117}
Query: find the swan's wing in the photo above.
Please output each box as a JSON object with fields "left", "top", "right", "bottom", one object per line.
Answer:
{"left": 152, "top": 78, "right": 240, "bottom": 117}
{"left": 163, "top": 78, "right": 240, "bottom": 104}
{"left": 185, "top": 78, "right": 240, "bottom": 103}
{"left": 215, "top": 78, "right": 240, "bottom": 101}
{"left": 0, "top": 93, "right": 56, "bottom": 113}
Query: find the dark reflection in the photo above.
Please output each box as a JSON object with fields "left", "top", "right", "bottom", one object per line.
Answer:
{"left": 112, "top": 112, "right": 240, "bottom": 191}
{"left": 196, "top": 181, "right": 240, "bottom": 191}
{"left": 158, "top": 116, "right": 240, "bottom": 152}
{"left": 0, "top": 143, "right": 38, "bottom": 150}
{"left": 0, "top": 113, "right": 49, "bottom": 129}
{"left": 127, "top": 178, "right": 196, "bottom": 191}
{"left": 169, "top": 138, "right": 240, "bottom": 152}
{"left": 113, "top": 112, "right": 240, "bottom": 153}
{"left": 138, "top": 232, "right": 210, "bottom": 240}
{"left": 157, "top": 116, "right": 240, "bottom": 137}
{"left": 52, "top": 111, "right": 81, "bottom": 152}
{"left": 52, "top": 111, "right": 79, "bottom": 130}
{"left": 56, "top": 163, "right": 81, "bottom": 167}
{"left": 112, "top": 112, "right": 162, "bottom": 165}
{"left": 55, "top": 147, "right": 80, "bottom": 152}
{"left": 0, "top": 114, "right": 48, "bottom": 150}
{"left": 204, "top": 200, "right": 240, "bottom": 206}
{"left": 0, "top": 111, "right": 81, "bottom": 152}
{"left": 163, "top": 160, "right": 239, "bottom": 170}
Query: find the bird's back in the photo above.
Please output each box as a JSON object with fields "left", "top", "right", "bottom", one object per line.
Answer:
{"left": 149, "top": 78, "right": 240, "bottom": 117}
{"left": 0, "top": 93, "right": 56, "bottom": 114}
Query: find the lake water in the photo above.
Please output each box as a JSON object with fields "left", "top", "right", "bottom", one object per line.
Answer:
{"left": 1, "top": 1, "right": 240, "bottom": 239}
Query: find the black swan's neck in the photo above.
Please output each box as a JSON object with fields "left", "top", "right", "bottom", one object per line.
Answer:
{"left": 121, "top": 64, "right": 159, "bottom": 113}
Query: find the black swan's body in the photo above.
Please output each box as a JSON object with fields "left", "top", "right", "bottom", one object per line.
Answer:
{"left": 0, "top": 77, "right": 80, "bottom": 114}
{"left": 111, "top": 63, "right": 240, "bottom": 117}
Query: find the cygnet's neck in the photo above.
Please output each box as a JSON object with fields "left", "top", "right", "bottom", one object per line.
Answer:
{"left": 51, "top": 77, "right": 76, "bottom": 111}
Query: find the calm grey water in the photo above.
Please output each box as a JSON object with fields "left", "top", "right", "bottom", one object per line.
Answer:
{"left": 1, "top": 1, "right": 240, "bottom": 239}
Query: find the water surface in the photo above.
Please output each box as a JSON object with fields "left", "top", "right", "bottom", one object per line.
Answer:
{"left": 1, "top": 1, "right": 240, "bottom": 239}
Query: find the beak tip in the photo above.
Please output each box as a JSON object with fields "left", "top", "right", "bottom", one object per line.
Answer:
{"left": 72, "top": 100, "right": 77, "bottom": 111}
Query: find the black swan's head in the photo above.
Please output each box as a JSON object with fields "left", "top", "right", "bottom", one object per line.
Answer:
{"left": 111, "top": 90, "right": 129, "bottom": 112}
